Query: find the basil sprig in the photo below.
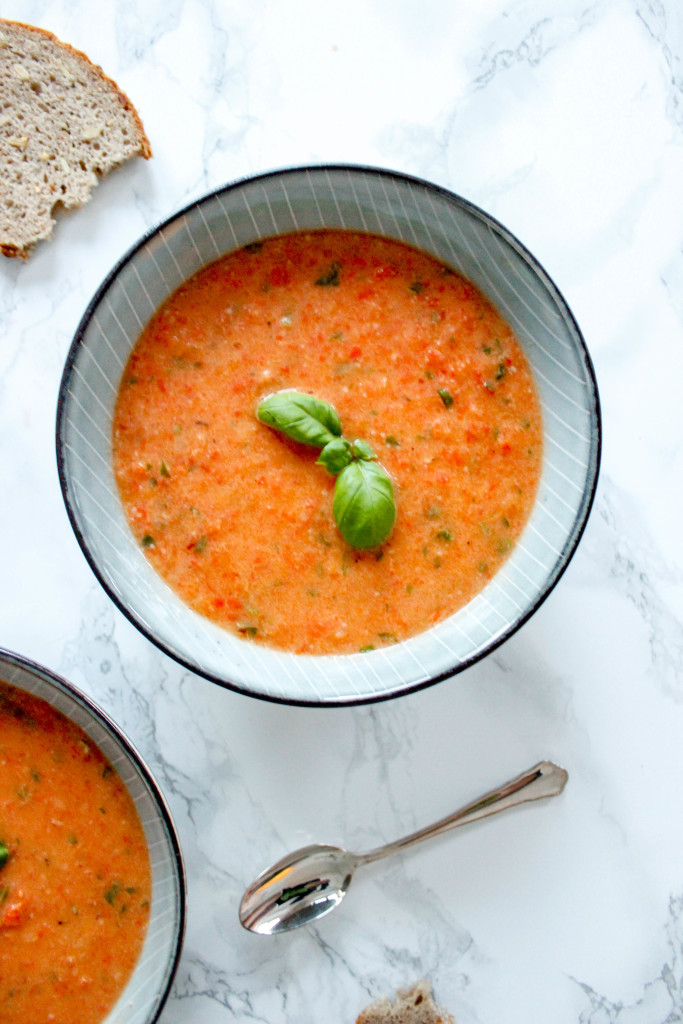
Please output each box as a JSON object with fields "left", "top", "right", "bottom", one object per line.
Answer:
{"left": 256, "top": 389, "right": 396, "bottom": 549}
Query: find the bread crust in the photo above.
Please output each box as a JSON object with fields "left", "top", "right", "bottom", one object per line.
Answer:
{"left": 0, "top": 18, "right": 151, "bottom": 258}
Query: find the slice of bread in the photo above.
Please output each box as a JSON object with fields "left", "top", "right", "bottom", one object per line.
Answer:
{"left": 356, "top": 980, "right": 455, "bottom": 1024}
{"left": 0, "top": 19, "right": 151, "bottom": 258}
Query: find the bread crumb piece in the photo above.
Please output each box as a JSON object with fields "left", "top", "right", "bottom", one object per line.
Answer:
{"left": 356, "top": 980, "right": 455, "bottom": 1024}
{"left": 81, "top": 123, "right": 102, "bottom": 141}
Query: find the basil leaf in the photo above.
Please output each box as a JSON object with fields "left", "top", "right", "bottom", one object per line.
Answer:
{"left": 351, "top": 438, "right": 376, "bottom": 461}
{"left": 333, "top": 460, "right": 396, "bottom": 549}
{"left": 257, "top": 390, "right": 342, "bottom": 448}
{"left": 317, "top": 437, "right": 354, "bottom": 476}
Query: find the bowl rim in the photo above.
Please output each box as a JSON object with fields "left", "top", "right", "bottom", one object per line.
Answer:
{"left": 56, "top": 162, "right": 602, "bottom": 708}
{"left": 0, "top": 646, "right": 187, "bottom": 1023}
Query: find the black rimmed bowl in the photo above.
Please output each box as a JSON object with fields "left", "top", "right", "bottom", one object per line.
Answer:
{"left": 0, "top": 648, "right": 185, "bottom": 1023}
{"left": 56, "top": 164, "right": 601, "bottom": 706}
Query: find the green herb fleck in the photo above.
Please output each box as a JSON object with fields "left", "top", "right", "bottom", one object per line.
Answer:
{"left": 194, "top": 535, "right": 208, "bottom": 554}
{"left": 359, "top": 645, "right": 375, "bottom": 653}
{"left": 315, "top": 262, "right": 341, "bottom": 286}
{"left": 385, "top": 435, "right": 400, "bottom": 447}
{"left": 0, "top": 842, "right": 9, "bottom": 868}
{"left": 237, "top": 624, "right": 258, "bottom": 638}
{"left": 160, "top": 460, "right": 171, "bottom": 478}
{"left": 438, "top": 388, "right": 454, "bottom": 409}
{"left": 141, "top": 534, "right": 155, "bottom": 548}
{"left": 409, "top": 281, "right": 424, "bottom": 294}
{"left": 496, "top": 363, "right": 507, "bottom": 380}
{"left": 104, "top": 882, "right": 122, "bottom": 906}
{"left": 436, "top": 529, "right": 453, "bottom": 542}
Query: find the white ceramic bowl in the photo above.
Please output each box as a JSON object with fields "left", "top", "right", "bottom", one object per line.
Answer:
{"left": 57, "top": 165, "right": 601, "bottom": 706}
{"left": 0, "top": 648, "right": 185, "bottom": 1023}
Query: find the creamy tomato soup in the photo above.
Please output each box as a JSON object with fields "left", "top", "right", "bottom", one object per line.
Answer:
{"left": 0, "top": 682, "right": 151, "bottom": 1024}
{"left": 113, "top": 230, "right": 542, "bottom": 655}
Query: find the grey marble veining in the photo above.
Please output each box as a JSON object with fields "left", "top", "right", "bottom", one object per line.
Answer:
{"left": 2, "top": 1, "right": 683, "bottom": 1021}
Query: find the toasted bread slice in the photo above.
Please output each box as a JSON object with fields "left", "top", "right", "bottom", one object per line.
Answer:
{"left": 0, "top": 19, "right": 151, "bottom": 258}
{"left": 356, "top": 980, "right": 455, "bottom": 1024}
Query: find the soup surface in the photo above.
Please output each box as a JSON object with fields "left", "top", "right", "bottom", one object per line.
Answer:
{"left": 0, "top": 681, "right": 151, "bottom": 1024}
{"left": 113, "top": 230, "right": 543, "bottom": 654}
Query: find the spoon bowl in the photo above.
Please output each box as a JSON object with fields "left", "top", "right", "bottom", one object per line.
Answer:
{"left": 240, "top": 844, "right": 357, "bottom": 935}
{"left": 239, "top": 760, "right": 568, "bottom": 935}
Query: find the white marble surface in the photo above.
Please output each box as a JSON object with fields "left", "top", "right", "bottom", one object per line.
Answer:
{"left": 2, "top": 1, "right": 683, "bottom": 1021}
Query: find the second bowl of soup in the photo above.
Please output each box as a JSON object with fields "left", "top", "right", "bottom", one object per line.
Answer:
{"left": 0, "top": 648, "right": 185, "bottom": 1024}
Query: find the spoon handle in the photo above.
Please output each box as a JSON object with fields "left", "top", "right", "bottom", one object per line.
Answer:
{"left": 356, "top": 760, "right": 568, "bottom": 866}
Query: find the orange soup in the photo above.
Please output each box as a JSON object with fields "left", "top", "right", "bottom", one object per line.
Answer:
{"left": 0, "top": 681, "right": 151, "bottom": 1024}
{"left": 113, "top": 230, "right": 542, "bottom": 654}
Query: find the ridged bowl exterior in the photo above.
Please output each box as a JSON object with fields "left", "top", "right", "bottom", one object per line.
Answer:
{"left": 57, "top": 165, "right": 600, "bottom": 706}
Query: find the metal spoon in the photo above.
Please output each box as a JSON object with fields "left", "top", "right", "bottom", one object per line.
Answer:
{"left": 239, "top": 760, "right": 568, "bottom": 935}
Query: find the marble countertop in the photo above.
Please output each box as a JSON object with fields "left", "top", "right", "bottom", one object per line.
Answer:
{"left": 2, "top": 1, "right": 683, "bottom": 1021}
